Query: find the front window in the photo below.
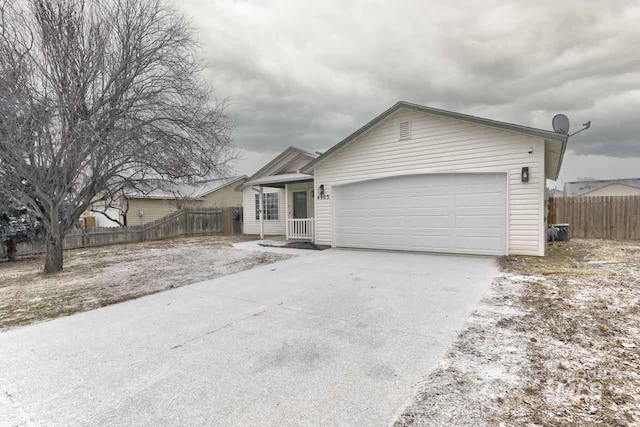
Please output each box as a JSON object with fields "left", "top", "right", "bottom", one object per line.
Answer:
{"left": 255, "top": 192, "right": 279, "bottom": 220}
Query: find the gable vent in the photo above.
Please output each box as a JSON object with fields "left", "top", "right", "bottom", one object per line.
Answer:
{"left": 399, "top": 121, "right": 411, "bottom": 140}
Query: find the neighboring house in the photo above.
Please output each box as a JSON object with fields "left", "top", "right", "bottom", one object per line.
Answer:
{"left": 124, "top": 176, "right": 247, "bottom": 225}
{"left": 549, "top": 188, "right": 565, "bottom": 198}
{"left": 243, "top": 101, "right": 569, "bottom": 257}
{"left": 81, "top": 201, "right": 125, "bottom": 228}
{"left": 564, "top": 178, "right": 640, "bottom": 197}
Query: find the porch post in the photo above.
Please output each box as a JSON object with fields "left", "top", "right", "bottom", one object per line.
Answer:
{"left": 259, "top": 186, "right": 264, "bottom": 239}
{"left": 284, "top": 183, "right": 289, "bottom": 240}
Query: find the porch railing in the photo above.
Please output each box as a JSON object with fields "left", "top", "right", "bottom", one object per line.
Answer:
{"left": 286, "top": 218, "right": 314, "bottom": 240}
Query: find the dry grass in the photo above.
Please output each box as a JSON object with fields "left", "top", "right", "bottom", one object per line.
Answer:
{"left": 0, "top": 235, "right": 290, "bottom": 331}
{"left": 394, "top": 239, "right": 640, "bottom": 426}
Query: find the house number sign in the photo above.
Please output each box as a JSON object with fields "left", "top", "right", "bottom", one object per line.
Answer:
{"left": 317, "top": 184, "right": 329, "bottom": 200}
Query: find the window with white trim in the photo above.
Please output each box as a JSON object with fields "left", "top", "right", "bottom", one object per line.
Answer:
{"left": 255, "top": 192, "right": 279, "bottom": 220}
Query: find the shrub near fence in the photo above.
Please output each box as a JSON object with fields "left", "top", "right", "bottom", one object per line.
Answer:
{"left": 549, "top": 196, "right": 640, "bottom": 240}
{"left": 0, "top": 207, "right": 243, "bottom": 259}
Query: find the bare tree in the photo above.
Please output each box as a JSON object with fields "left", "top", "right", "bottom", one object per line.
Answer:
{"left": 0, "top": 0, "right": 235, "bottom": 273}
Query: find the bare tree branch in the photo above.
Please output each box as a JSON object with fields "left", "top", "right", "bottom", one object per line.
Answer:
{"left": 89, "top": 207, "right": 124, "bottom": 226}
{"left": 0, "top": 0, "right": 237, "bottom": 272}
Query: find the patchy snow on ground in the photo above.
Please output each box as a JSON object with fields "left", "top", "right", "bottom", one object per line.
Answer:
{"left": 0, "top": 236, "right": 291, "bottom": 331}
{"left": 394, "top": 239, "right": 640, "bottom": 426}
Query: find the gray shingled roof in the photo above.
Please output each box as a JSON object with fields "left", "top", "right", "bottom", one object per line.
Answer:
{"left": 125, "top": 176, "right": 246, "bottom": 199}
{"left": 564, "top": 178, "right": 640, "bottom": 197}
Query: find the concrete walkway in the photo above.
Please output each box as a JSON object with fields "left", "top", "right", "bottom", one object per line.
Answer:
{"left": 232, "top": 239, "right": 318, "bottom": 256}
{"left": 0, "top": 249, "right": 498, "bottom": 426}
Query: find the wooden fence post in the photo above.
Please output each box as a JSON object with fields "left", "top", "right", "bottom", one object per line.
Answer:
{"left": 184, "top": 209, "right": 190, "bottom": 237}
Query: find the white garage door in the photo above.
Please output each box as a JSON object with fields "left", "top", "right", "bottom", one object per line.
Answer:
{"left": 334, "top": 173, "right": 507, "bottom": 255}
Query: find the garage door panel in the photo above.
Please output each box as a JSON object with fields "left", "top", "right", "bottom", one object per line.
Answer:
{"left": 408, "top": 207, "right": 450, "bottom": 215}
{"left": 412, "top": 184, "right": 451, "bottom": 194}
{"left": 408, "top": 215, "right": 449, "bottom": 228}
{"left": 455, "top": 192, "right": 504, "bottom": 207}
{"left": 408, "top": 236, "right": 453, "bottom": 250}
{"left": 410, "top": 228, "right": 452, "bottom": 237}
{"left": 454, "top": 205, "right": 505, "bottom": 215}
{"left": 369, "top": 206, "right": 405, "bottom": 214}
{"left": 369, "top": 186, "right": 403, "bottom": 196}
{"left": 456, "top": 227, "right": 505, "bottom": 238}
{"left": 370, "top": 228, "right": 405, "bottom": 237}
{"left": 368, "top": 236, "right": 407, "bottom": 247}
{"left": 408, "top": 194, "right": 449, "bottom": 207}
{"left": 339, "top": 198, "right": 368, "bottom": 209}
{"left": 336, "top": 224, "right": 367, "bottom": 233}
{"left": 455, "top": 214, "right": 504, "bottom": 229}
{"left": 334, "top": 173, "right": 507, "bottom": 255}
{"left": 337, "top": 217, "right": 367, "bottom": 227}
{"left": 370, "top": 217, "right": 403, "bottom": 227}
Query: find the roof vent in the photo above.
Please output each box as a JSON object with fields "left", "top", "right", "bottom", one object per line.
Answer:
{"left": 399, "top": 120, "right": 411, "bottom": 140}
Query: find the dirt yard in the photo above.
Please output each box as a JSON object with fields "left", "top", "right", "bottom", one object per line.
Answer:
{"left": 394, "top": 239, "right": 640, "bottom": 426}
{"left": 0, "top": 235, "right": 290, "bottom": 331}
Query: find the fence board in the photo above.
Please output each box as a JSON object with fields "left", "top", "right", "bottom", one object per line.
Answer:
{"left": 549, "top": 195, "right": 640, "bottom": 240}
{"left": 1, "top": 206, "right": 244, "bottom": 259}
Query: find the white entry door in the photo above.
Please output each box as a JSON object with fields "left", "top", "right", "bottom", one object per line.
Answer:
{"left": 333, "top": 173, "right": 507, "bottom": 255}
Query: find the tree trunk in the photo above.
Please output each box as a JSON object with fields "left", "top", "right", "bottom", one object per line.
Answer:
{"left": 44, "top": 211, "right": 64, "bottom": 273}
{"left": 6, "top": 239, "right": 17, "bottom": 262}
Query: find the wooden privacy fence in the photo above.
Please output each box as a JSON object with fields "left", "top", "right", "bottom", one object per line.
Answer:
{"left": 1, "top": 206, "right": 243, "bottom": 258}
{"left": 548, "top": 196, "right": 640, "bottom": 240}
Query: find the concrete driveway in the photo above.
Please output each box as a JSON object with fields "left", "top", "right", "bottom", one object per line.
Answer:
{"left": 0, "top": 249, "right": 498, "bottom": 426}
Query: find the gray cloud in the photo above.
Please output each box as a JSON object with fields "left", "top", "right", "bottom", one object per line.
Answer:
{"left": 176, "top": 0, "right": 640, "bottom": 176}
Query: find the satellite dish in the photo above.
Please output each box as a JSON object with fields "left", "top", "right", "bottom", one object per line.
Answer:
{"left": 552, "top": 114, "right": 570, "bottom": 135}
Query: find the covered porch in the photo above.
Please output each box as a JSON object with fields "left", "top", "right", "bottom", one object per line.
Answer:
{"left": 245, "top": 173, "right": 315, "bottom": 241}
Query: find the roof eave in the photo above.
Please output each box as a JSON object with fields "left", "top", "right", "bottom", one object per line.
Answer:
{"left": 242, "top": 173, "right": 314, "bottom": 188}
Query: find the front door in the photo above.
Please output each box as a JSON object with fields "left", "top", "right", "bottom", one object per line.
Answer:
{"left": 293, "top": 191, "right": 308, "bottom": 218}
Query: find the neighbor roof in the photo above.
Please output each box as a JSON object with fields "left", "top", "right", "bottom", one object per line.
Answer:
{"left": 125, "top": 176, "right": 247, "bottom": 200}
{"left": 564, "top": 178, "right": 640, "bottom": 197}
{"left": 301, "top": 101, "right": 569, "bottom": 175}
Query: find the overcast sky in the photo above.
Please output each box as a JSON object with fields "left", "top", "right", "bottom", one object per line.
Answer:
{"left": 176, "top": 0, "right": 640, "bottom": 185}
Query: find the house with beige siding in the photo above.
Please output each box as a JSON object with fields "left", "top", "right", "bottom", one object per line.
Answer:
{"left": 124, "top": 176, "right": 246, "bottom": 226}
{"left": 564, "top": 178, "right": 640, "bottom": 197}
{"left": 242, "top": 101, "right": 568, "bottom": 256}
